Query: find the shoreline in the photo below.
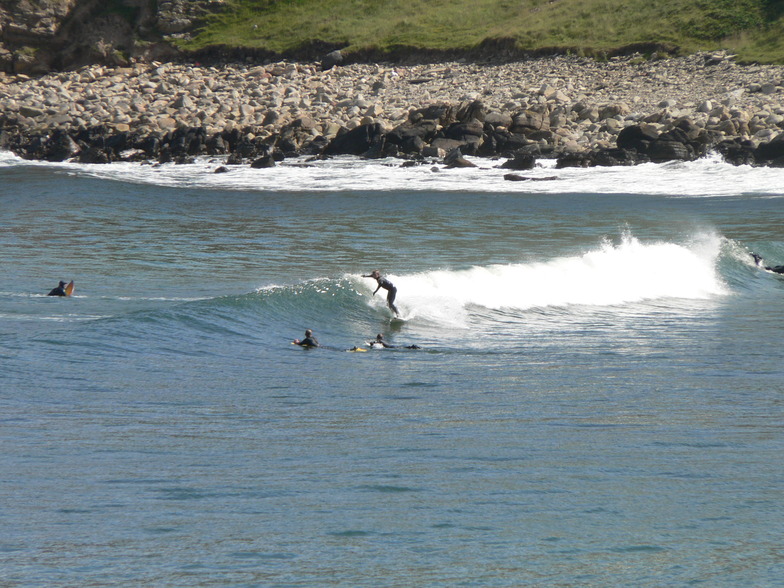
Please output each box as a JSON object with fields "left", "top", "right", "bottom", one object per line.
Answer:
{"left": 1, "top": 51, "right": 784, "bottom": 168}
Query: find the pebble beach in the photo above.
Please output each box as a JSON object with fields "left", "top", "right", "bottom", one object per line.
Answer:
{"left": 2, "top": 51, "right": 784, "bottom": 164}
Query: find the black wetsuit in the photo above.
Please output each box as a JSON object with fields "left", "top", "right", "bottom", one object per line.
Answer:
{"left": 374, "top": 277, "right": 399, "bottom": 314}
{"left": 752, "top": 253, "right": 784, "bottom": 274}
{"left": 297, "top": 336, "right": 319, "bottom": 348}
{"left": 47, "top": 282, "right": 67, "bottom": 296}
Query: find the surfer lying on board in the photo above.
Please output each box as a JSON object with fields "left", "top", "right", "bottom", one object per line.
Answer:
{"left": 362, "top": 270, "right": 399, "bottom": 316}
{"left": 751, "top": 253, "right": 784, "bottom": 274}
{"left": 47, "top": 281, "right": 69, "bottom": 296}
{"left": 368, "top": 333, "right": 421, "bottom": 350}
{"left": 293, "top": 329, "right": 320, "bottom": 348}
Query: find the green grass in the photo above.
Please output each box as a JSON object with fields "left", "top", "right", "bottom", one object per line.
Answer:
{"left": 177, "top": 0, "right": 784, "bottom": 63}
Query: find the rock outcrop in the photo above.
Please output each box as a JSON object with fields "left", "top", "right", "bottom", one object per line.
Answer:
{"left": 1, "top": 52, "right": 783, "bottom": 169}
{"left": 0, "top": 0, "right": 228, "bottom": 74}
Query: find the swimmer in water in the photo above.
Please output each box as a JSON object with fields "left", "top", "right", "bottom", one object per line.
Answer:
{"left": 367, "top": 333, "right": 421, "bottom": 350}
{"left": 362, "top": 270, "right": 399, "bottom": 316}
{"left": 47, "top": 281, "right": 68, "bottom": 296}
{"left": 368, "top": 333, "right": 393, "bottom": 348}
{"left": 293, "top": 329, "right": 320, "bottom": 348}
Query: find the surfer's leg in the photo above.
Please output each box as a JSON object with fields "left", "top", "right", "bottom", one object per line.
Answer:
{"left": 387, "top": 287, "right": 399, "bottom": 315}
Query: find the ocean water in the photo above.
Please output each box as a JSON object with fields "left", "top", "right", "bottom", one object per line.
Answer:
{"left": 1, "top": 151, "right": 783, "bottom": 586}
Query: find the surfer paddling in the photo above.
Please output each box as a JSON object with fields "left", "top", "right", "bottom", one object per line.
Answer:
{"left": 362, "top": 270, "right": 399, "bottom": 316}
{"left": 367, "top": 333, "right": 421, "bottom": 350}
{"left": 751, "top": 253, "right": 784, "bottom": 274}
{"left": 293, "top": 329, "right": 320, "bottom": 348}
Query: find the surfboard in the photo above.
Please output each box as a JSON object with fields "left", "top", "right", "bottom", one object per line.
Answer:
{"left": 347, "top": 347, "right": 368, "bottom": 353}
{"left": 64, "top": 280, "right": 74, "bottom": 296}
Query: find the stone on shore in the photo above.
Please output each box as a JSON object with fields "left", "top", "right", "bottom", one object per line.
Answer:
{"left": 2, "top": 52, "right": 784, "bottom": 168}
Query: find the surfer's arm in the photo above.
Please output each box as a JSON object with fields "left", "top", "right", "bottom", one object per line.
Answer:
{"left": 372, "top": 284, "right": 381, "bottom": 295}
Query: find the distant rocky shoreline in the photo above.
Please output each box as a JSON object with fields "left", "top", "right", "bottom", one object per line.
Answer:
{"left": 2, "top": 51, "right": 784, "bottom": 170}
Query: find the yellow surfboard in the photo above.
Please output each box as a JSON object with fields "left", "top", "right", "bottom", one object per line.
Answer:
{"left": 64, "top": 280, "right": 74, "bottom": 296}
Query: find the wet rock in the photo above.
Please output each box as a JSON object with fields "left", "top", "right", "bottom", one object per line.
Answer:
{"left": 755, "top": 132, "right": 784, "bottom": 163}
{"left": 443, "top": 148, "right": 476, "bottom": 168}
{"left": 500, "top": 151, "right": 535, "bottom": 170}
{"left": 322, "top": 123, "right": 385, "bottom": 156}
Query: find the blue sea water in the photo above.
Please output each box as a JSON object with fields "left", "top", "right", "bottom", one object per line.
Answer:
{"left": 1, "top": 151, "right": 783, "bottom": 586}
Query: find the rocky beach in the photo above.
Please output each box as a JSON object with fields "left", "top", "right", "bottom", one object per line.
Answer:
{"left": 2, "top": 51, "right": 784, "bottom": 169}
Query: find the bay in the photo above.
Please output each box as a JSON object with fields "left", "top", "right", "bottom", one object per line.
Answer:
{"left": 1, "top": 152, "right": 783, "bottom": 586}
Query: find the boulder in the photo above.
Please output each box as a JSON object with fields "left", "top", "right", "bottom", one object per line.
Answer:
{"left": 250, "top": 154, "right": 275, "bottom": 168}
{"left": 77, "top": 146, "right": 111, "bottom": 164}
{"left": 484, "top": 111, "right": 514, "bottom": 128}
{"left": 500, "top": 151, "right": 536, "bottom": 170}
{"left": 322, "top": 123, "right": 385, "bottom": 156}
{"left": 616, "top": 123, "right": 659, "bottom": 153}
{"left": 321, "top": 50, "right": 343, "bottom": 71}
{"left": 456, "top": 100, "right": 486, "bottom": 123}
{"left": 386, "top": 119, "right": 438, "bottom": 154}
{"left": 444, "top": 148, "right": 476, "bottom": 168}
{"left": 511, "top": 106, "right": 550, "bottom": 133}
{"left": 647, "top": 139, "right": 693, "bottom": 162}
{"left": 44, "top": 129, "right": 80, "bottom": 162}
{"left": 755, "top": 132, "right": 784, "bottom": 162}
{"left": 715, "top": 138, "right": 756, "bottom": 166}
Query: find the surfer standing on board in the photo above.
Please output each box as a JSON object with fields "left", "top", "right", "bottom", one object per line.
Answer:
{"left": 362, "top": 270, "right": 399, "bottom": 316}
{"left": 47, "top": 281, "right": 68, "bottom": 296}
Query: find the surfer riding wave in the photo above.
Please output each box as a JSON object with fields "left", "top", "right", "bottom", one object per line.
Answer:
{"left": 363, "top": 270, "right": 399, "bottom": 316}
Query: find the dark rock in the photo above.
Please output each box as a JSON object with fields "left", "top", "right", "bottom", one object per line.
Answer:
{"left": 444, "top": 148, "right": 476, "bottom": 168}
{"left": 616, "top": 124, "right": 658, "bottom": 153}
{"left": 44, "top": 129, "right": 80, "bottom": 162}
{"left": 755, "top": 132, "right": 784, "bottom": 162}
{"left": 456, "top": 100, "right": 486, "bottom": 124}
{"left": 214, "top": 166, "right": 229, "bottom": 173}
{"left": 510, "top": 106, "right": 550, "bottom": 133}
{"left": 444, "top": 120, "right": 484, "bottom": 141}
{"left": 410, "top": 104, "right": 456, "bottom": 126}
{"left": 135, "top": 135, "right": 161, "bottom": 158}
{"left": 647, "top": 139, "right": 693, "bottom": 162}
{"left": 250, "top": 154, "right": 275, "bottom": 168}
{"left": 556, "top": 152, "right": 595, "bottom": 168}
{"left": 321, "top": 50, "right": 343, "bottom": 70}
{"left": 504, "top": 174, "right": 558, "bottom": 181}
{"left": 386, "top": 119, "right": 438, "bottom": 154}
{"left": 77, "top": 147, "right": 111, "bottom": 164}
{"left": 485, "top": 111, "right": 514, "bottom": 128}
{"left": 500, "top": 151, "right": 535, "bottom": 170}
{"left": 322, "top": 123, "right": 385, "bottom": 156}
{"left": 431, "top": 138, "right": 468, "bottom": 153}
{"left": 769, "top": 156, "right": 784, "bottom": 168}
{"left": 591, "top": 147, "right": 648, "bottom": 166}
{"left": 495, "top": 131, "right": 534, "bottom": 154}
{"left": 363, "top": 138, "right": 399, "bottom": 159}
{"left": 715, "top": 138, "right": 756, "bottom": 166}
{"left": 206, "top": 134, "right": 228, "bottom": 155}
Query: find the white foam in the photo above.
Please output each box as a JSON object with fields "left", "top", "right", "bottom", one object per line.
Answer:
{"left": 3, "top": 149, "right": 784, "bottom": 197}
{"left": 365, "top": 231, "right": 728, "bottom": 324}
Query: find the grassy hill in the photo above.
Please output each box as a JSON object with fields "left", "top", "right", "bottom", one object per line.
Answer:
{"left": 177, "top": 0, "right": 784, "bottom": 63}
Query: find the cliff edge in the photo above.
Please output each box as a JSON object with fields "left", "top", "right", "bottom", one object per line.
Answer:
{"left": 0, "top": 0, "right": 225, "bottom": 74}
